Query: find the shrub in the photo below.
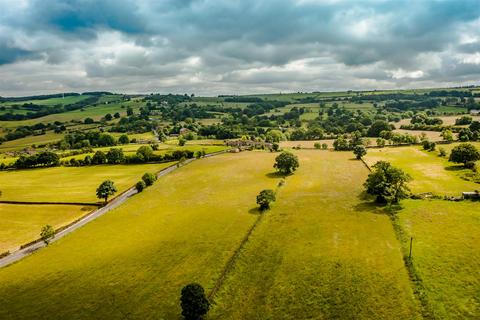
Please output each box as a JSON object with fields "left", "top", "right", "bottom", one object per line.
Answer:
{"left": 142, "top": 172, "right": 157, "bottom": 186}
{"left": 314, "top": 142, "right": 321, "bottom": 149}
{"left": 135, "top": 180, "right": 146, "bottom": 192}
{"left": 438, "top": 147, "right": 447, "bottom": 157}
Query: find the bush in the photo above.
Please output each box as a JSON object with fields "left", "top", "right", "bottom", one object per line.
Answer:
{"left": 142, "top": 172, "right": 157, "bottom": 186}
{"left": 314, "top": 142, "right": 321, "bottom": 149}
{"left": 135, "top": 180, "right": 146, "bottom": 192}
{"left": 439, "top": 147, "right": 447, "bottom": 157}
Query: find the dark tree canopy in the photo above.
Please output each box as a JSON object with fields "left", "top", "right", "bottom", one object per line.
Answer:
{"left": 449, "top": 143, "right": 480, "bottom": 165}
{"left": 96, "top": 180, "right": 117, "bottom": 203}
{"left": 353, "top": 145, "right": 367, "bottom": 159}
{"left": 142, "top": 172, "right": 157, "bottom": 186}
{"left": 274, "top": 151, "right": 299, "bottom": 174}
{"left": 256, "top": 189, "right": 276, "bottom": 210}
{"left": 180, "top": 283, "right": 210, "bottom": 320}
{"left": 364, "top": 161, "right": 412, "bottom": 204}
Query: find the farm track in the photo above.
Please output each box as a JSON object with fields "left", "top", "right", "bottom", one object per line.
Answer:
{"left": 0, "top": 150, "right": 227, "bottom": 269}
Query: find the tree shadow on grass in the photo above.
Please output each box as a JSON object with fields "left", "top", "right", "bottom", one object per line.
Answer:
{"left": 265, "top": 171, "right": 288, "bottom": 179}
{"left": 445, "top": 165, "right": 466, "bottom": 171}
{"left": 248, "top": 207, "right": 263, "bottom": 215}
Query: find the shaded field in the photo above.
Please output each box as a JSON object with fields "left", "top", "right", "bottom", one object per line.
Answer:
{"left": 211, "top": 151, "right": 421, "bottom": 319}
{"left": 0, "top": 204, "right": 95, "bottom": 253}
{"left": 364, "top": 146, "right": 479, "bottom": 196}
{"left": 0, "top": 152, "right": 279, "bottom": 320}
{"left": 0, "top": 162, "right": 176, "bottom": 203}
{"left": 397, "top": 200, "right": 480, "bottom": 319}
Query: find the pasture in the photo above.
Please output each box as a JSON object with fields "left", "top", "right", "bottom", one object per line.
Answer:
{"left": 0, "top": 151, "right": 279, "bottom": 320}
{"left": 396, "top": 200, "right": 480, "bottom": 319}
{"left": 0, "top": 162, "right": 176, "bottom": 203}
{"left": 364, "top": 146, "right": 479, "bottom": 196}
{"left": 0, "top": 132, "right": 64, "bottom": 152}
{"left": 211, "top": 150, "right": 421, "bottom": 319}
{"left": 0, "top": 204, "right": 95, "bottom": 253}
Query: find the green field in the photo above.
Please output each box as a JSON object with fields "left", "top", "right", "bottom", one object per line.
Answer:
{"left": 0, "top": 152, "right": 279, "bottom": 319}
{"left": 0, "top": 132, "right": 65, "bottom": 152}
{"left": 211, "top": 150, "right": 420, "bottom": 319}
{"left": 0, "top": 204, "right": 95, "bottom": 253}
{"left": 364, "top": 146, "right": 479, "bottom": 196}
{"left": 0, "top": 95, "right": 91, "bottom": 107}
{"left": 396, "top": 200, "right": 480, "bottom": 319}
{"left": 0, "top": 162, "right": 176, "bottom": 203}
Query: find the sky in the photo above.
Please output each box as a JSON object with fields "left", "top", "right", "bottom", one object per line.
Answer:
{"left": 0, "top": 0, "right": 479, "bottom": 97}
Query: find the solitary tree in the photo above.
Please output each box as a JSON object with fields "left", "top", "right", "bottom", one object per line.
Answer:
{"left": 40, "top": 225, "right": 55, "bottom": 245}
{"left": 96, "top": 180, "right": 117, "bottom": 203}
{"left": 180, "top": 283, "right": 210, "bottom": 320}
{"left": 142, "top": 172, "right": 157, "bottom": 186}
{"left": 364, "top": 161, "right": 412, "bottom": 204}
{"left": 179, "top": 136, "right": 187, "bottom": 146}
{"left": 449, "top": 143, "right": 480, "bottom": 166}
{"left": 353, "top": 145, "right": 367, "bottom": 160}
{"left": 256, "top": 189, "right": 276, "bottom": 211}
{"left": 274, "top": 151, "right": 299, "bottom": 174}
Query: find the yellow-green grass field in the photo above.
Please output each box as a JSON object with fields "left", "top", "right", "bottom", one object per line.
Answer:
{"left": 396, "top": 200, "right": 480, "bottom": 319}
{"left": 0, "top": 152, "right": 279, "bottom": 319}
{"left": 364, "top": 146, "right": 479, "bottom": 196}
{"left": 0, "top": 95, "right": 91, "bottom": 107}
{"left": 211, "top": 150, "right": 421, "bottom": 319}
{"left": 0, "top": 162, "right": 176, "bottom": 203}
{"left": 0, "top": 204, "right": 95, "bottom": 253}
{"left": 0, "top": 132, "right": 64, "bottom": 152}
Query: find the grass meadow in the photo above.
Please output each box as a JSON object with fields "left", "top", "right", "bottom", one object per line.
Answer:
{"left": 0, "top": 151, "right": 279, "bottom": 320}
{"left": 396, "top": 200, "right": 480, "bottom": 319}
{"left": 0, "top": 162, "right": 176, "bottom": 203}
{"left": 0, "top": 132, "right": 65, "bottom": 152}
{"left": 211, "top": 150, "right": 421, "bottom": 319}
{"left": 0, "top": 204, "right": 95, "bottom": 252}
{"left": 364, "top": 146, "right": 479, "bottom": 196}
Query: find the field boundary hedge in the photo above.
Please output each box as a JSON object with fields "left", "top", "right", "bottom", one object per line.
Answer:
{"left": 0, "top": 200, "right": 101, "bottom": 206}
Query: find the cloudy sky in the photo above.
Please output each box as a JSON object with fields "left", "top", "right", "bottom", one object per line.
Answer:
{"left": 0, "top": 0, "right": 479, "bottom": 96}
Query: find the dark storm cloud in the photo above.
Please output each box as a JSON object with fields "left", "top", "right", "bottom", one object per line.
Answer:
{"left": 0, "top": 0, "right": 479, "bottom": 95}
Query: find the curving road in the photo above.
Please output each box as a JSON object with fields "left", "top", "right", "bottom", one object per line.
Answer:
{"left": 0, "top": 152, "right": 225, "bottom": 268}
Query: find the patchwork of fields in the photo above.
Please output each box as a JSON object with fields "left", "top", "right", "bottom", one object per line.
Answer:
{"left": 0, "top": 144, "right": 478, "bottom": 319}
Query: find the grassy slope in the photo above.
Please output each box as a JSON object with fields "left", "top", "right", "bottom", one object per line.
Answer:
{"left": 211, "top": 150, "right": 421, "bottom": 319}
{"left": 0, "top": 132, "right": 65, "bottom": 152}
{"left": 0, "top": 204, "right": 95, "bottom": 252}
{"left": 0, "top": 162, "right": 175, "bottom": 202}
{"left": 0, "top": 152, "right": 278, "bottom": 319}
{"left": 397, "top": 200, "right": 480, "bottom": 319}
{"left": 365, "top": 146, "right": 479, "bottom": 196}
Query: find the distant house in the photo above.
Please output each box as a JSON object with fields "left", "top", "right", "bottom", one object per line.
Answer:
{"left": 462, "top": 191, "right": 480, "bottom": 200}
{"left": 179, "top": 128, "right": 190, "bottom": 135}
{"left": 470, "top": 109, "right": 480, "bottom": 116}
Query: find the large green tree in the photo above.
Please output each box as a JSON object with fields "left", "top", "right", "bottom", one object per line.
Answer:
{"left": 449, "top": 143, "right": 480, "bottom": 166}
{"left": 274, "top": 151, "right": 299, "bottom": 174}
{"left": 96, "top": 180, "right": 117, "bottom": 203}
{"left": 364, "top": 161, "right": 412, "bottom": 204}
